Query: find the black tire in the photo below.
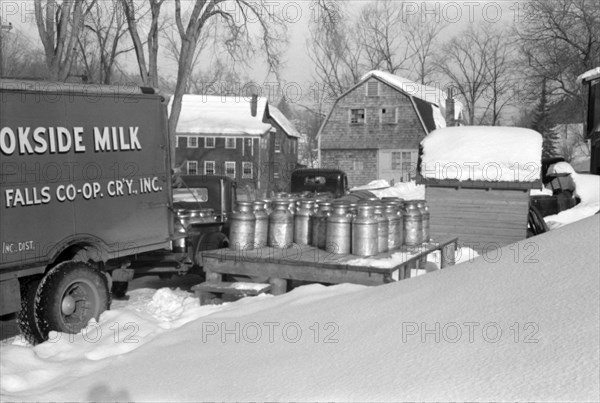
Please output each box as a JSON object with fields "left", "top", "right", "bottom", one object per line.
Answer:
{"left": 195, "top": 232, "right": 229, "bottom": 265}
{"left": 111, "top": 281, "right": 129, "bottom": 299}
{"left": 34, "top": 261, "right": 110, "bottom": 340}
{"left": 17, "top": 278, "right": 44, "bottom": 344}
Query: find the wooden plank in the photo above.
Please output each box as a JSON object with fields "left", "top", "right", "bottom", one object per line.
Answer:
{"left": 418, "top": 176, "right": 541, "bottom": 190}
{"left": 202, "top": 238, "right": 459, "bottom": 288}
{"left": 203, "top": 258, "right": 391, "bottom": 286}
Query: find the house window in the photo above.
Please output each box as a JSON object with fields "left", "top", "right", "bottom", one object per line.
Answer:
{"left": 188, "top": 137, "right": 198, "bottom": 148}
{"left": 381, "top": 107, "right": 397, "bottom": 124}
{"left": 366, "top": 81, "right": 379, "bottom": 97}
{"left": 242, "top": 162, "right": 253, "bottom": 179}
{"left": 353, "top": 161, "right": 364, "bottom": 171}
{"left": 225, "top": 138, "right": 236, "bottom": 149}
{"left": 274, "top": 138, "right": 281, "bottom": 153}
{"left": 205, "top": 137, "right": 215, "bottom": 148}
{"left": 204, "top": 161, "right": 215, "bottom": 175}
{"left": 273, "top": 171, "right": 280, "bottom": 180}
{"left": 244, "top": 138, "right": 253, "bottom": 156}
{"left": 391, "top": 151, "right": 416, "bottom": 176}
{"left": 187, "top": 161, "right": 198, "bottom": 175}
{"left": 225, "top": 161, "right": 236, "bottom": 178}
{"left": 350, "top": 109, "right": 365, "bottom": 124}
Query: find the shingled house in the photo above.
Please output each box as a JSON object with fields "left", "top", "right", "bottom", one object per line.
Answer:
{"left": 171, "top": 95, "right": 300, "bottom": 197}
{"left": 317, "top": 70, "right": 462, "bottom": 186}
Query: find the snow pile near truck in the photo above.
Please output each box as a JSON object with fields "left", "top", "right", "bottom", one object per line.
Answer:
{"left": 1, "top": 216, "right": 599, "bottom": 402}
{"left": 544, "top": 161, "right": 600, "bottom": 228}
{"left": 421, "top": 126, "right": 543, "bottom": 182}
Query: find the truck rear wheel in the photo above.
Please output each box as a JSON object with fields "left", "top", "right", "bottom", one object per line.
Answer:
{"left": 34, "top": 261, "right": 110, "bottom": 341}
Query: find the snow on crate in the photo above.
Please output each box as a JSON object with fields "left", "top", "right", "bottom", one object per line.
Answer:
{"left": 420, "top": 126, "right": 543, "bottom": 182}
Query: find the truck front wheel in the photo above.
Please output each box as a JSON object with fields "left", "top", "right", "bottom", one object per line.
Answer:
{"left": 34, "top": 261, "right": 110, "bottom": 341}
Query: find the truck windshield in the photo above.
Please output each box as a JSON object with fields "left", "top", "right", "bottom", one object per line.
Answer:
{"left": 173, "top": 188, "right": 209, "bottom": 203}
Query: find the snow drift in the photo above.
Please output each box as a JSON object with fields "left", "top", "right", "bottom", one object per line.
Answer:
{"left": 1, "top": 216, "right": 598, "bottom": 402}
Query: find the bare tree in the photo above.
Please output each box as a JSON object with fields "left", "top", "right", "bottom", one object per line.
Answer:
{"left": 120, "top": 0, "right": 164, "bottom": 87}
{"left": 168, "top": 0, "right": 286, "bottom": 149}
{"left": 516, "top": 0, "right": 600, "bottom": 101}
{"left": 436, "top": 24, "right": 502, "bottom": 125}
{"left": 79, "top": 0, "right": 132, "bottom": 84}
{"left": 1, "top": 27, "right": 48, "bottom": 78}
{"left": 403, "top": 6, "right": 447, "bottom": 85}
{"left": 307, "top": 0, "right": 362, "bottom": 99}
{"left": 34, "top": 0, "right": 96, "bottom": 81}
{"left": 357, "top": 0, "right": 410, "bottom": 75}
{"left": 479, "top": 28, "right": 519, "bottom": 126}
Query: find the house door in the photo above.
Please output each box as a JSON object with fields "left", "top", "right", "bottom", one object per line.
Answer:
{"left": 378, "top": 149, "right": 418, "bottom": 182}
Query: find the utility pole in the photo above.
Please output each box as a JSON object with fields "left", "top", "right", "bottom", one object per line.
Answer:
{"left": 0, "top": 18, "right": 14, "bottom": 78}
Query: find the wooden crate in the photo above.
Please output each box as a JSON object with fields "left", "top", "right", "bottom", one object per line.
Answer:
{"left": 425, "top": 186, "right": 530, "bottom": 254}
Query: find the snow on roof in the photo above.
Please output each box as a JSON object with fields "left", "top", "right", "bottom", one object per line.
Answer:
{"left": 577, "top": 67, "right": 600, "bottom": 83}
{"left": 361, "top": 70, "right": 464, "bottom": 125}
{"left": 168, "top": 94, "right": 271, "bottom": 136}
{"left": 268, "top": 105, "right": 301, "bottom": 138}
{"left": 420, "top": 126, "right": 543, "bottom": 182}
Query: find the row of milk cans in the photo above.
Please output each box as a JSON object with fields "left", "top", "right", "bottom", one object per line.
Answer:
{"left": 228, "top": 197, "right": 431, "bottom": 257}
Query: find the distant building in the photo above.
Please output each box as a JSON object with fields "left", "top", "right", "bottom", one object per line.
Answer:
{"left": 317, "top": 70, "right": 463, "bottom": 187}
{"left": 171, "top": 95, "right": 300, "bottom": 197}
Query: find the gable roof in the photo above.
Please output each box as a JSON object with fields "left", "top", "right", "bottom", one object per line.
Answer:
{"left": 266, "top": 104, "right": 301, "bottom": 138}
{"left": 361, "top": 70, "right": 464, "bottom": 125}
{"left": 168, "top": 95, "right": 271, "bottom": 136}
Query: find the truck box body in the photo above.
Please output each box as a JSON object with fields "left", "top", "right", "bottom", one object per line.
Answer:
{"left": 0, "top": 80, "right": 173, "bottom": 281}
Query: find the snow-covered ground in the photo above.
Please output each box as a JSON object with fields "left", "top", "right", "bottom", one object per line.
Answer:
{"left": 1, "top": 215, "right": 598, "bottom": 402}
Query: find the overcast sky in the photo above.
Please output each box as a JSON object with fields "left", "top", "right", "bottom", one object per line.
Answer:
{"left": 2, "top": 0, "right": 523, "bottom": 105}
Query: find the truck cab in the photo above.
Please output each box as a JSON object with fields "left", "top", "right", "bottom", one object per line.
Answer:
{"left": 290, "top": 169, "right": 349, "bottom": 199}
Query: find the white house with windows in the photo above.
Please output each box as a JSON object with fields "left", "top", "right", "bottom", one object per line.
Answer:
{"left": 170, "top": 94, "right": 300, "bottom": 196}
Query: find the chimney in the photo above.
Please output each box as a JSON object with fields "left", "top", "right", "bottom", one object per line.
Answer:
{"left": 445, "top": 88, "right": 456, "bottom": 127}
{"left": 250, "top": 94, "right": 258, "bottom": 117}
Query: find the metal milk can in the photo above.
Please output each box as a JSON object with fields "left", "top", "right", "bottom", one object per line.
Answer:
{"left": 173, "top": 209, "right": 190, "bottom": 253}
{"left": 262, "top": 199, "right": 273, "bottom": 216}
{"left": 384, "top": 203, "right": 402, "bottom": 251}
{"left": 268, "top": 199, "right": 294, "bottom": 248}
{"left": 373, "top": 204, "right": 389, "bottom": 253}
{"left": 312, "top": 201, "right": 332, "bottom": 249}
{"left": 229, "top": 201, "right": 256, "bottom": 250}
{"left": 352, "top": 204, "right": 378, "bottom": 256}
{"left": 199, "top": 208, "right": 216, "bottom": 223}
{"left": 294, "top": 199, "right": 315, "bottom": 245}
{"left": 326, "top": 201, "right": 352, "bottom": 254}
{"left": 403, "top": 201, "right": 423, "bottom": 246}
{"left": 253, "top": 200, "right": 269, "bottom": 248}
{"left": 415, "top": 200, "right": 430, "bottom": 243}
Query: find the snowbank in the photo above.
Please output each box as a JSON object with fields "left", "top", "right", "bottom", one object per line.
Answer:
{"left": 1, "top": 217, "right": 598, "bottom": 402}
{"left": 548, "top": 162, "right": 600, "bottom": 204}
{"left": 544, "top": 162, "right": 600, "bottom": 228}
{"left": 421, "top": 126, "right": 543, "bottom": 182}
{"left": 350, "top": 180, "right": 426, "bottom": 200}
